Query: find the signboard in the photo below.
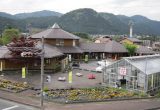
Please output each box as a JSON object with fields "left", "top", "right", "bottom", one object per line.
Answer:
{"left": 69, "top": 71, "right": 72, "bottom": 83}
{"left": 68, "top": 55, "right": 72, "bottom": 62}
{"left": 119, "top": 67, "right": 127, "bottom": 76}
{"left": 46, "top": 75, "right": 51, "bottom": 83}
{"left": 22, "top": 67, "right": 26, "bottom": 78}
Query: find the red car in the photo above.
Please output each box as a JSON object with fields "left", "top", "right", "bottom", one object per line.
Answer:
{"left": 88, "top": 74, "right": 96, "bottom": 79}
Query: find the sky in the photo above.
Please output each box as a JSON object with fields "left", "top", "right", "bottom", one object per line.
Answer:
{"left": 0, "top": 0, "right": 160, "bottom": 21}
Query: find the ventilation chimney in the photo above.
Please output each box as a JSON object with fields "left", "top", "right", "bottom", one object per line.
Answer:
{"left": 128, "top": 20, "right": 134, "bottom": 38}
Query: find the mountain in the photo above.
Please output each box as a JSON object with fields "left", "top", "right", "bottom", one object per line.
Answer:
{"left": 99, "top": 13, "right": 128, "bottom": 33}
{"left": 14, "top": 10, "right": 62, "bottom": 19}
{"left": 24, "top": 16, "right": 59, "bottom": 28}
{"left": 0, "top": 12, "right": 15, "bottom": 19}
{"left": 0, "top": 8, "right": 160, "bottom": 35}
{"left": 117, "top": 15, "right": 160, "bottom": 35}
{"left": 0, "top": 16, "right": 26, "bottom": 33}
{"left": 57, "top": 8, "right": 115, "bottom": 34}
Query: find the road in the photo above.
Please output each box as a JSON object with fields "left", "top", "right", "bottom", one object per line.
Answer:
{"left": 0, "top": 98, "right": 38, "bottom": 110}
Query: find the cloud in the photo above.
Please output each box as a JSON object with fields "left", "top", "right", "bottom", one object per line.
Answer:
{"left": 0, "top": 0, "right": 160, "bottom": 21}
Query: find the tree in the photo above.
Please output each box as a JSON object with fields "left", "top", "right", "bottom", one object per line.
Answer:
{"left": 0, "top": 38, "right": 3, "bottom": 45}
{"left": 7, "top": 37, "right": 40, "bottom": 57}
{"left": 124, "top": 43, "right": 137, "bottom": 56}
{"left": 2, "top": 28, "right": 20, "bottom": 45}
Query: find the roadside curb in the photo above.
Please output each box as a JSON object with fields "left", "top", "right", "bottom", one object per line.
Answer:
{"left": 44, "top": 96, "right": 157, "bottom": 104}
{"left": 0, "top": 90, "right": 40, "bottom": 109}
{"left": 64, "top": 97, "right": 158, "bottom": 104}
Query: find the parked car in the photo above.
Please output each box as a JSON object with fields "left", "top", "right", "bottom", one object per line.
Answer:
{"left": 88, "top": 74, "right": 96, "bottom": 79}
{"left": 96, "top": 66, "right": 104, "bottom": 73}
{"left": 72, "top": 62, "right": 80, "bottom": 69}
{"left": 58, "top": 77, "right": 66, "bottom": 81}
{"left": 76, "top": 73, "right": 83, "bottom": 77}
{"left": 97, "top": 60, "right": 111, "bottom": 67}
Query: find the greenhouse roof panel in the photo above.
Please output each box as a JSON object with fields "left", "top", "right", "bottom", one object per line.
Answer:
{"left": 124, "top": 55, "right": 160, "bottom": 75}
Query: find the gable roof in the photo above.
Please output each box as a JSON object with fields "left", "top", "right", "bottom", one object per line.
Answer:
{"left": 0, "top": 44, "right": 64, "bottom": 59}
{"left": 79, "top": 43, "right": 105, "bottom": 52}
{"left": 136, "top": 46, "right": 155, "bottom": 54}
{"left": 57, "top": 46, "right": 84, "bottom": 54}
{"left": 30, "top": 23, "right": 80, "bottom": 40}
{"left": 80, "top": 40, "right": 128, "bottom": 53}
{"left": 120, "top": 37, "right": 142, "bottom": 43}
{"left": 36, "top": 42, "right": 64, "bottom": 58}
{"left": 104, "top": 40, "right": 128, "bottom": 53}
{"left": 125, "top": 38, "right": 142, "bottom": 43}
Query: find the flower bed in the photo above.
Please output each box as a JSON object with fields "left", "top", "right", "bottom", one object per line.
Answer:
{"left": 0, "top": 79, "right": 30, "bottom": 93}
{"left": 35, "top": 87, "right": 148, "bottom": 103}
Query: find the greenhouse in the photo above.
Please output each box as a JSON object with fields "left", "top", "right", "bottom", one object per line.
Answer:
{"left": 103, "top": 55, "right": 160, "bottom": 92}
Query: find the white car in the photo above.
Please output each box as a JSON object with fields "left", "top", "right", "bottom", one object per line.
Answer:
{"left": 76, "top": 73, "right": 83, "bottom": 77}
{"left": 97, "top": 60, "right": 111, "bottom": 67}
{"left": 96, "top": 66, "right": 104, "bottom": 73}
{"left": 58, "top": 77, "right": 66, "bottom": 81}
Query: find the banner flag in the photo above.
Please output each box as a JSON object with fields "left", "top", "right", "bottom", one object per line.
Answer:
{"left": 69, "top": 71, "right": 72, "bottom": 83}
{"left": 22, "top": 67, "right": 26, "bottom": 78}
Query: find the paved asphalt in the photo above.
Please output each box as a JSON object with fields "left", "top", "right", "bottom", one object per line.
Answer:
{"left": 0, "top": 98, "right": 38, "bottom": 110}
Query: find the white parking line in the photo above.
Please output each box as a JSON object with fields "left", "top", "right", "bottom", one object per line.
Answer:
{"left": 2, "top": 105, "right": 19, "bottom": 110}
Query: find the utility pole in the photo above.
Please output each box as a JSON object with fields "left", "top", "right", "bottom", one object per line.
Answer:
{"left": 41, "top": 37, "right": 44, "bottom": 110}
{"left": 102, "top": 59, "right": 106, "bottom": 84}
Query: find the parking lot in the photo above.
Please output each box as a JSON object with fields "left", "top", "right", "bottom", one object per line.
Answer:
{"left": 1, "top": 61, "right": 103, "bottom": 89}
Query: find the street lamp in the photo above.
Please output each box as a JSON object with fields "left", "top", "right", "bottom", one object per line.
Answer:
{"left": 103, "top": 59, "right": 107, "bottom": 83}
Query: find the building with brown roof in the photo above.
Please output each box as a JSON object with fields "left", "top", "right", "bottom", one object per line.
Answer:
{"left": 94, "top": 36, "right": 112, "bottom": 43}
{"left": 31, "top": 23, "right": 83, "bottom": 60}
{"left": 0, "top": 23, "right": 156, "bottom": 72}
{"left": 31, "top": 23, "right": 80, "bottom": 46}
{"left": 120, "top": 37, "right": 143, "bottom": 45}
{"left": 0, "top": 44, "right": 64, "bottom": 72}
{"left": 80, "top": 40, "right": 128, "bottom": 60}
{"left": 136, "top": 46, "right": 155, "bottom": 55}
{"left": 31, "top": 23, "right": 155, "bottom": 60}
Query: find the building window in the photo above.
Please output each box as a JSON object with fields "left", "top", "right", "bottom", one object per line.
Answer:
{"left": 56, "top": 39, "right": 64, "bottom": 46}
{"left": 45, "top": 59, "right": 51, "bottom": 64}
{"left": 73, "top": 40, "right": 76, "bottom": 46}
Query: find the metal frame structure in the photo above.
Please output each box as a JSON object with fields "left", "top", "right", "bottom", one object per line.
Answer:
{"left": 103, "top": 55, "right": 160, "bottom": 92}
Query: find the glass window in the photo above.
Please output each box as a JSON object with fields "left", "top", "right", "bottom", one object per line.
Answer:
{"left": 56, "top": 39, "right": 64, "bottom": 46}
{"left": 148, "top": 75, "right": 152, "bottom": 91}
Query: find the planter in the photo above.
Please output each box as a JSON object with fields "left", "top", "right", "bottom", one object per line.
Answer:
{"left": 0, "top": 79, "right": 30, "bottom": 93}
{"left": 34, "top": 87, "right": 150, "bottom": 104}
